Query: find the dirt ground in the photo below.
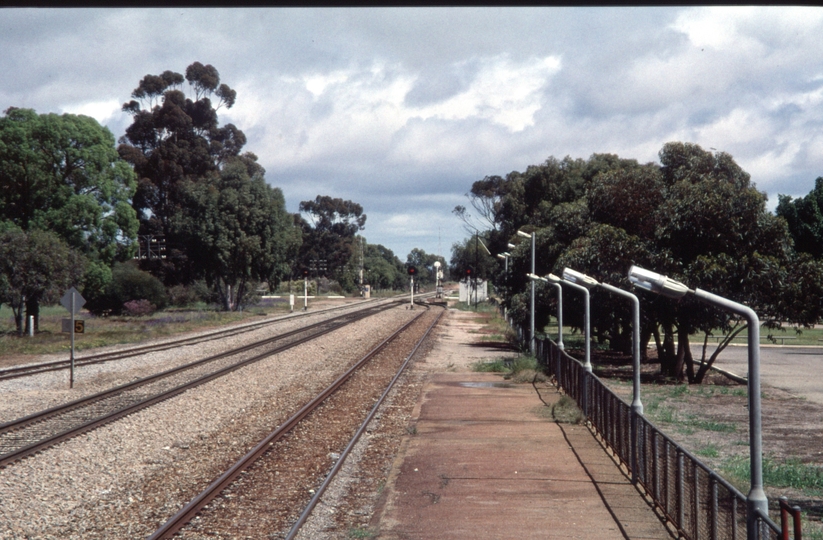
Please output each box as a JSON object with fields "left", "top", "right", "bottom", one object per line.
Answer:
{"left": 593, "top": 351, "right": 823, "bottom": 530}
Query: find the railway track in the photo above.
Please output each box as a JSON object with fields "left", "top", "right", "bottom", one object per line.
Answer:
{"left": 0, "top": 297, "right": 397, "bottom": 383}
{"left": 0, "top": 301, "right": 402, "bottom": 469}
{"left": 148, "top": 304, "right": 443, "bottom": 539}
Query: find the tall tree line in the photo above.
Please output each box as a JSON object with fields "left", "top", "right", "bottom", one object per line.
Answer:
{"left": 456, "top": 142, "right": 823, "bottom": 383}
{"left": 0, "top": 61, "right": 423, "bottom": 330}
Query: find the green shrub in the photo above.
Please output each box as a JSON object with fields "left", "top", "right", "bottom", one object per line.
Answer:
{"left": 167, "top": 284, "right": 200, "bottom": 307}
{"left": 86, "top": 261, "right": 168, "bottom": 315}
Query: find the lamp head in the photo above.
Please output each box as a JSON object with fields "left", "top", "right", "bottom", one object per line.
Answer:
{"left": 507, "top": 243, "right": 516, "bottom": 249}
{"left": 516, "top": 230, "right": 532, "bottom": 239}
{"left": 501, "top": 251, "right": 511, "bottom": 257}
{"left": 545, "top": 273, "right": 562, "bottom": 283}
{"left": 526, "top": 272, "right": 548, "bottom": 283}
{"left": 496, "top": 254, "right": 506, "bottom": 260}
{"left": 627, "top": 265, "right": 690, "bottom": 299}
{"left": 562, "top": 268, "right": 599, "bottom": 289}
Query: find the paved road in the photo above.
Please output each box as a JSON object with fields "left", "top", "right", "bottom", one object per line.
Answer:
{"left": 709, "top": 344, "right": 823, "bottom": 405}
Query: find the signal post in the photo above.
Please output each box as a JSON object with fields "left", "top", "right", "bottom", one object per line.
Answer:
{"left": 407, "top": 266, "right": 417, "bottom": 308}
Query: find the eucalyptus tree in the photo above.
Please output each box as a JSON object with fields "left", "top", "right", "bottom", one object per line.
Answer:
{"left": 363, "top": 242, "right": 406, "bottom": 291}
{"left": 406, "top": 248, "right": 446, "bottom": 286}
{"left": 174, "top": 154, "right": 301, "bottom": 311}
{"left": 776, "top": 176, "right": 823, "bottom": 257}
{"left": 0, "top": 107, "right": 138, "bottom": 329}
{"left": 118, "top": 62, "right": 244, "bottom": 285}
{"left": 296, "top": 195, "right": 366, "bottom": 290}
{"left": 0, "top": 107, "right": 138, "bottom": 262}
{"left": 463, "top": 142, "right": 813, "bottom": 383}
{"left": 0, "top": 228, "right": 86, "bottom": 334}
{"left": 556, "top": 143, "right": 801, "bottom": 382}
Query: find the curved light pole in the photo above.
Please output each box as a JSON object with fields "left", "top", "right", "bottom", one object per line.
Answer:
{"left": 563, "top": 268, "right": 643, "bottom": 485}
{"left": 517, "top": 230, "right": 535, "bottom": 354}
{"left": 561, "top": 268, "right": 594, "bottom": 418}
{"left": 527, "top": 273, "right": 564, "bottom": 377}
{"left": 527, "top": 273, "right": 565, "bottom": 350}
{"left": 628, "top": 265, "right": 767, "bottom": 539}
{"left": 497, "top": 252, "right": 511, "bottom": 309}
{"left": 560, "top": 268, "right": 593, "bottom": 372}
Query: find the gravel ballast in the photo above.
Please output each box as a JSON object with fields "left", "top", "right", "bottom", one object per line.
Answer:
{"left": 0, "top": 302, "right": 418, "bottom": 539}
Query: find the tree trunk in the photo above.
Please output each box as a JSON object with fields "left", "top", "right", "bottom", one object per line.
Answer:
{"left": 658, "top": 323, "right": 678, "bottom": 377}
{"left": 675, "top": 327, "right": 692, "bottom": 383}
{"left": 694, "top": 324, "right": 748, "bottom": 383}
{"left": 12, "top": 296, "right": 24, "bottom": 336}
{"left": 640, "top": 324, "right": 653, "bottom": 363}
{"left": 674, "top": 335, "right": 685, "bottom": 382}
{"left": 611, "top": 321, "right": 631, "bottom": 355}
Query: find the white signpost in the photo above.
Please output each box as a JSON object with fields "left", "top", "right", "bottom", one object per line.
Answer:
{"left": 60, "top": 287, "right": 85, "bottom": 388}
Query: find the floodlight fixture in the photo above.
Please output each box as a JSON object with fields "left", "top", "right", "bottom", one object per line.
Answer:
{"left": 516, "top": 230, "right": 532, "bottom": 239}
{"left": 507, "top": 243, "right": 516, "bottom": 249}
{"left": 628, "top": 265, "right": 767, "bottom": 536}
{"left": 562, "top": 268, "right": 599, "bottom": 289}
{"left": 627, "top": 265, "right": 690, "bottom": 299}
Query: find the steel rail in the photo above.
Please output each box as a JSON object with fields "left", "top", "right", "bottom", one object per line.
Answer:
{"left": 0, "top": 304, "right": 386, "bottom": 433}
{"left": 148, "top": 306, "right": 433, "bottom": 540}
{"left": 0, "top": 303, "right": 397, "bottom": 468}
{"left": 0, "top": 296, "right": 404, "bottom": 382}
{"left": 286, "top": 306, "right": 444, "bottom": 539}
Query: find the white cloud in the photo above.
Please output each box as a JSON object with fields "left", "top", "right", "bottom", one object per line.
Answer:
{"left": 411, "top": 55, "right": 561, "bottom": 132}
{"left": 59, "top": 99, "right": 121, "bottom": 125}
{"left": 671, "top": 7, "right": 760, "bottom": 50}
{"left": 671, "top": 6, "right": 823, "bottom": 51}
{"left": 303, "top": 70, "right": 351, "bottom": 97}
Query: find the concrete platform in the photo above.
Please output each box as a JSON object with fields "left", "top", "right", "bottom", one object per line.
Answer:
{"left": 371, "top": 309, "right": 675, "bottom": 539}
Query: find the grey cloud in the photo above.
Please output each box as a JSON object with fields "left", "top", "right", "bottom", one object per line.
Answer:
{"left": 403, "top": 59, "right": 481, "bottom": 107}
{"left": 3, "top": 7, "right": 823, "bottom": 259}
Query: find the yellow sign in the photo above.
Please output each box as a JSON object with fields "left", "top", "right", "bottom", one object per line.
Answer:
{"left": 62, "top": 319, "right": 84, "bottom": 334}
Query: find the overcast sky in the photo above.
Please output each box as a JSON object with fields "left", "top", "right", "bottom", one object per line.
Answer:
{"left": 2, "top": 6, "right": 823, "bottom": 261}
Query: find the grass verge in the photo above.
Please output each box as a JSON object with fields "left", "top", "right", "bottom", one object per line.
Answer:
{"left": 0, "top": 301, "right": 295, "bottom": 358}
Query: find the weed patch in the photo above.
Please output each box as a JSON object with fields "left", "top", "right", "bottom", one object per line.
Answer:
{"left": 696, "top": 444, "right": 720, "bottom": 458}
{"left": 551, "top": 395, "right": 584, "bottom": 424}
{"left": 471, "top": 360, "right": 509, "bottom": 373}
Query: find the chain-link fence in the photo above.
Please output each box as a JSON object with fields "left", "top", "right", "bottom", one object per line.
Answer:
{"left": 510, "top": 314, "right": 801, "bottom": 540}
